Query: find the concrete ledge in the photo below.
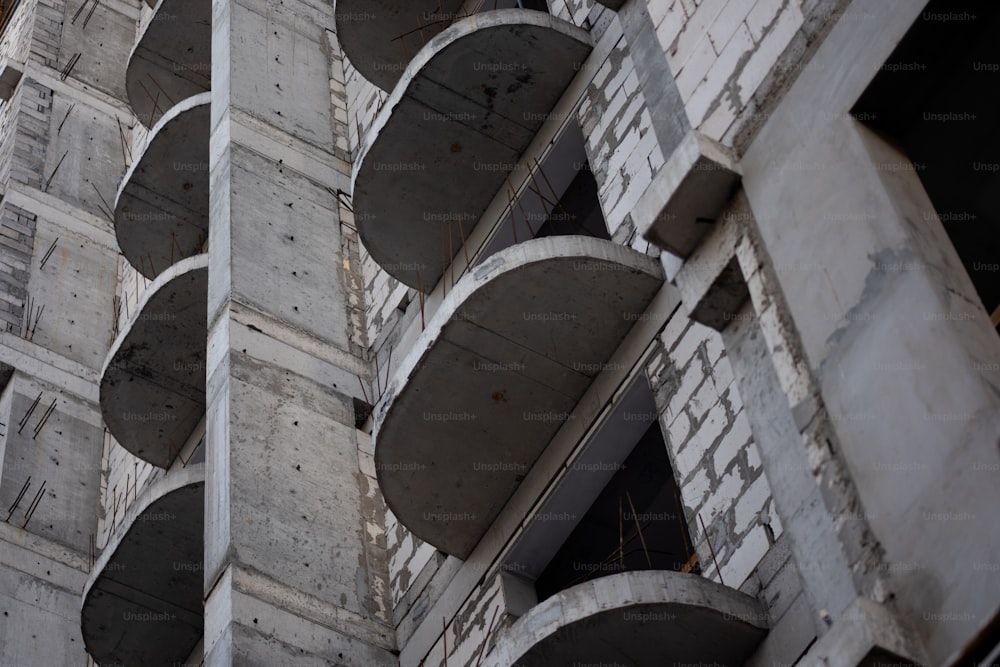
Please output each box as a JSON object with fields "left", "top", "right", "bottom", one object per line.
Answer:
{"left": 115, "top": 93, "right": 210, "bottom": 279}
{"left": 335, "top": 0, "right": 465, "bottom": 91}
{"left": 352, "top": 9, "right": 592, "bottom": 291}
{"left": 126, "top": 0, "right": 211, "bottom": 127}
{"left": 673, "top": 207, "right": 750, "bottom": 331}
{"left": 798, "top": 597, "right": 927, "bottom": 667}
{"left": 483, "top": 570, "right": 769, "bottom": 666}
{"left": 593, "top": 0, "right": 626, "bottom": 9}
{"left": 634, "top": 130, "right": 741, "bottom": 258}
{"left": 373, "top": 236, "right": 663, "bottom": 557}
{"left": 82, "top": 464, "right": 205, "bottom": 667}
{"left": 100, "top": 254, "right": 208, "bottom": 468}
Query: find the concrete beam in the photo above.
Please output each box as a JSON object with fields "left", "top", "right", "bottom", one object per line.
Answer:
{"left": 334, "top": 0, "right": 466, "bottom": 91}
{"left": 592, "top": 0, "right": 626, "bottom": 10}
{"left": 633, "top": 130, "right": 741, "bottom": 258}
{"left": 115, "top": 93, "right": 210, "bottom": 279}
{"left": 373, "top": 236, "right": 663, "bottom": 557}
{"left": 101, "top": 254, "right": 208, "bottom": 468}
{"left": 81, "top": 465, "right": 205, "bottom": 667}
{"left": 127, "top": 0, "right": 211, "bottom": 127}
{"left": 797, "top": 597, "right": 926, "bottom": 667}
{"left": 483, "top": 570, "right": 768, "bottom": 666}
{"left": 352, "top": 9, "right": 592, "bottom": 291}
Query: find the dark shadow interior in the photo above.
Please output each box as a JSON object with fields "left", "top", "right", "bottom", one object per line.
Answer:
{"left": 534, "top": 421, "right": 695, "bottom": 601}
{"left": 853, "top": 0, "right": 1000, "bottom": 330}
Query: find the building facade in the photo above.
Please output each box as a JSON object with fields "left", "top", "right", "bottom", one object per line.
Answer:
{"left": 0, "top": 0, "right": 996, "bottom": 665}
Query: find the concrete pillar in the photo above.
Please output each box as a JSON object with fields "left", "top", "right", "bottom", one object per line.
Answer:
{"left": 741, "top": 25, "right": 1000, "bottom": 664}
{"left": 203, "top": 0, "right": 394, "bottom": 663}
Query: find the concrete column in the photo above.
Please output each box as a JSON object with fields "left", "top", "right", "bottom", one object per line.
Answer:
{"left": 740, "top": 2, "right": 1000, "bottom": 657}
{"left": 204, "top": 0, "right": 394, "bottom": 663}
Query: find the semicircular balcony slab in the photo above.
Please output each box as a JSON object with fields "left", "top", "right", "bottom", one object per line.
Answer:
{"left": 115, "top": 93, "right": 210, "bottom": 280}
{"left": 484, "top": 571, "right": 769, "bottom": 667}
{"left": 335, "top": 0, "right": 466, "bottom": 92}
{"left": 373, "top": 237, "right": 663, "bottom": 558}
{"left": 352, "top": 9, "right": 592, "bottom": 291}
{"left": 101, "top": 254, "right": 207, "bottom": 469}
{"left": 127, "top": 0, "right": 211, "bottom": 128}
{"left": 82, "top": 465, "right": 205, "bottom": 667}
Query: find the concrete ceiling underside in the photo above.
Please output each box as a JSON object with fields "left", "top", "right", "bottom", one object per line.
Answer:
{"left": 127, "top": 0, "right": 211, "bottom": 128}
{"left": 486, "top": 571, "right": 769, "bottom": 666}
{"left": 335, "top": 0, "right": 466, "bottom": 92}
{"left": 82, "top": 465, "right": 205, "bottom": 667}
{"left": 373, "top": 237, "right": 664, "bottom": 558}
{"left": 115, "top": 93, "right": 210, "bottom": 280}
{"left": 352, "top": 9, "right": 593, "bottom": 291}
{"left": 101, "top": 255, "right": 208, "bottom": 469}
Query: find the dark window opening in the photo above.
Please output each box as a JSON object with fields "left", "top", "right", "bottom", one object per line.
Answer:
{"left": 478, "top": 123, "right": 611, "bottom": 263}
{"left": 853, "top": 0, "right": 1000, "bottom": 332}
{"left": 534, "top": 161, "right": 611, "bottom": 241}
{"left": 482, "top": 0, "right": 550, "bottom": 12}
{"left": 534, "top": 421, "right": 696, "bottom": 601}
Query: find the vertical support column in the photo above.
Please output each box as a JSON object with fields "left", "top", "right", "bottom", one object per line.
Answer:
{"left": 742, "top": 68, "right": 1000, "bottom": 667}
{"left": 204, "top": 0, "right": 394, "bottom": 664}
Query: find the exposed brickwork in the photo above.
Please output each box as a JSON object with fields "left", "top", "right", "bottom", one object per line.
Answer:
{"left": 0, "top": 200, "right": 36, "bottom": 334}
{"left": 578, "top": 38, "right": 665, "bottom": 247}
{"left": 646, "top": 311, "right": 781, "bottom": 587}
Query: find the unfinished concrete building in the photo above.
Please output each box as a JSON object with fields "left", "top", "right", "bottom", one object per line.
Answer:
{"left": 0, "top": 0, "right": 996, "bottom": 664}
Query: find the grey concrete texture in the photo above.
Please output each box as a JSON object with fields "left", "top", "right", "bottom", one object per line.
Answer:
{"left": 373, "top": 236, "right": 663, "bottom": 558}
{"left": 101, "top": 254, "right": 207, "bottom": 468}
{"left": 351, "top": 9, "right": 592, "bottom": 291}
{"left": 115, "top": 93, "right": 210, "bottom": 279}
{"left": 127, "top": 0, "right": 212, "bottom": 128}
{"left": 738, "top": 1, "right": 1000, "bottom": 656}
{"left": 334, "top": 0, "right": 465, "bottom": 92}
{"left": 81, "top": 464, "right": 205, "bottom": 667}
{"left": 0, "top": 373, "right": 104, "bottom": 552}
{"left": 633, "top": 129, "right": 741, "bottom": 258}
{"left": 483, "top": 570, "right": 768, "bottom": 666}
{"left": 0, "top": 558, "right": 90, "bottom": 666}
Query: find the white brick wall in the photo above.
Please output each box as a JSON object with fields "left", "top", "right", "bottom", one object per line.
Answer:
{"left": 649, "top": 0, "right": 805, "bottom": 140}
{"left": 646, "top": 312, "right": 781, "bottom": 587}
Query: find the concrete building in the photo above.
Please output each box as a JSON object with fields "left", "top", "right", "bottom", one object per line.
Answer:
{"left": 0, "top": 0, "right": 996, "bottom": 664}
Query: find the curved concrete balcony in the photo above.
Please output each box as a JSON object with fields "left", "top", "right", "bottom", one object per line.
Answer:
{"left": 335, "top": 0, "right": 466, "bottom": 91}
{"left": 115, "top": 93, "right": 210, "bottom": 280}
{"left": 352, "top": 10, "right": 592, "bottom": 291}
{"left": 373, "top": 237, "right": 663, "bottom": 557}
{"left": 101, "top": 254, "right": 208, "bottom": 469}
{"left": 485, "top": 571, "right": 769, "bottom": 666}
{"left": 127, "top": 0, "right": 211, "bottom": 128}
{"left": 82, "top": 465, "right": 205, "bottom": 667}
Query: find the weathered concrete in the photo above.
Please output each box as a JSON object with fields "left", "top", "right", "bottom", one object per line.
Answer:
{"left": 352, "top": 9, "right": 592, "bottom": 290}
{"left": 373, "top": 236, "right": 663, "bottom": 557}
{"left": 81, "top": 464, "right": 205, "bottom": 667}
{"left": 101, "top": 254, "right": 207, "bottom": 468}
{"left": 127, "top": 0, "right": 212, "bottom": 128}
{"left": 483, "top": 570, "right": 768, "bottom": 666}
{"left": 738, "top": 0, "right": 1000, "bottom": 661}
{"left": 115, "top": 93, "right": 210, "bottom": 279}
{"left": 334, "top": 0, "right": 465, "bottom": 92}
{"left": 633, "top": 129, "right": 741, "bottom": 258}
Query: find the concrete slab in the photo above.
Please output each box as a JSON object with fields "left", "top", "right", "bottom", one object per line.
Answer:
{"left": 101, "top": 254, "right": 208, "bottom": 468}
{"left": 115, "top": 93, "right": 210, "bottom": 279}
{"left": 484, "top": 570, "right": 768, "bottom": 666}
{"left": 126, "top": 0, "right": 211, "bottom": 127}
{"left": 352, "top": 10, "right": 592, "bottom": 291}
{"left": 634, "top": 130, "right": 742, "bottom": 258}
{"left": 82, "top": 465, "right": 205, "bottom": 667}
{"left": 373, "top": 237, "right": 663, "bottom": 557}
{"left": 335, "top": 0, "right": 466, "bottom": 91}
